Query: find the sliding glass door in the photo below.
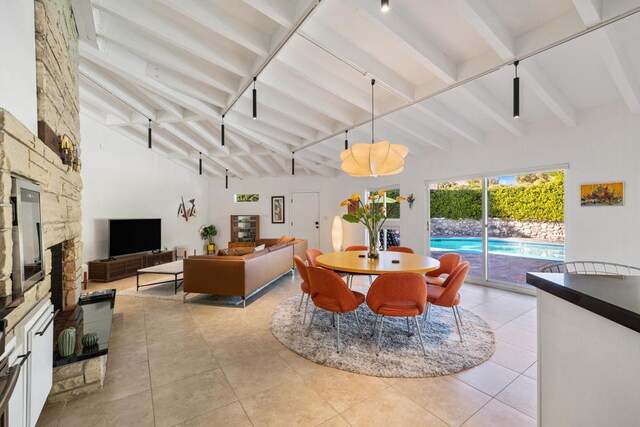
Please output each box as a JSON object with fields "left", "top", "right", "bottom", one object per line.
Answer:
{"left": 428, "top": 169, "right": 565, "bottom": 288}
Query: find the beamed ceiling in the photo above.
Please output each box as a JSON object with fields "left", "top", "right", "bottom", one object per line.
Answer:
{"left": 74, "top": 0, "right": 640, "bottom": 178}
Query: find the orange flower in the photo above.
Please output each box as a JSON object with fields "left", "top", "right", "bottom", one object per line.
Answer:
{"left": 379, "top": 206, "right": 386, "bottom": 213}
{"left": 369, "top": 194, "right": 377, "bottom": 201}
{"left": 378, "top": 189, "right": 387, "bottom": 197}
{"left": 364, "top": 203, "right": 370, "bottom": 211}
{"left": 396, "top": 196, "right": 406, "bottom": 202}
{"left": 340, "top": 200, "right": 351, "bottom": 207}
{"left": 350, "top": 193, "right": 361, "bottom": 202}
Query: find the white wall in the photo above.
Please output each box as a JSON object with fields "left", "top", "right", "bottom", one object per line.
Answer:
{"left": 80, "top": 114, "right": 210, "bottom": 262}
{"left": 0, "top": 0, "right": 37, "bottom": 134}
{"left": 207, "top": 102, "right": 640, "bottom": 266}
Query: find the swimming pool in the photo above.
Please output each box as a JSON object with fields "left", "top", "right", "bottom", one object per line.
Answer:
{"left": 430, "top": 237, "right": 564, "bottom": 261}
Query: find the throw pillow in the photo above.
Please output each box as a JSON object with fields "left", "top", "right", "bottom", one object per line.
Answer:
{"left": 276, "top": 235, "right": 296, "bottom": 245}
{"left": 232, "top": 247, "right": 255, "bottom": 256}
{"left": 217, "top": 248, "right": 230, "bottom": 256}
{"left": 254, "top": 244, "right": 266, "bottom": 252}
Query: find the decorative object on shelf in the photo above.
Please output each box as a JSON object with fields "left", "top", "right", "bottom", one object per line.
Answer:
{"left": 199, "top": 224, "right": 218, "bottom": 252}
{"left": 82, "top": 344, "right": 100, "bottom": 355}
{"left": 81, "top": 332, "right": 99, "bottom": 347}
{"left": 340, "top": 80, "right": 408, "bottom": 177}
{"left": 580, "top": 182, "right": 624, "bottom": 206}
{"left": 407, "top": 193, "right": 415, "bottom": 209}
{"left": 331, "top": 216, "right": 343, "bottom": 252}
{"left": 272, "top": 196, "right": 285, "bottom": 224}
{"left": 341, "top": 190, "right": 406, "bottom": 259}
{"left": 60, "top": 134, "right": 81, "bottom": 172}
{"left": 177, "top": 197, "right": 196, "bottom": 221}
{"left": 58, "top": 327, "right": 76, "bottom": 357}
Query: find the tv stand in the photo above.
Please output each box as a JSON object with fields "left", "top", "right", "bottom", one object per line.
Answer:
{"left": 88, "top": 250, "right": 176, "bottom": 282}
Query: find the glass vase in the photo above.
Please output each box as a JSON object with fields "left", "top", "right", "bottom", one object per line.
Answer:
{"left": 367, "top": 229, "right": 379, "bottom": 259}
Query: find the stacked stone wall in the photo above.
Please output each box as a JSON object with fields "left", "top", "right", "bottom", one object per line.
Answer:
{"left": 431, "top": 218, "right": 564, "bottom": 242}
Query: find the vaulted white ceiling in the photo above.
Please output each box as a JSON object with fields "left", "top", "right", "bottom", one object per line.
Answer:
{"left": 74, "top": 0, "right": 640, "bottom": 178}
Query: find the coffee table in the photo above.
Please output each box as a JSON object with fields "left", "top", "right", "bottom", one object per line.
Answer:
{"left": 136, "top": 260, "right": 184, "bottom": 294}
{"left": 316, "top": 251, "right": 440, "bottom": 275}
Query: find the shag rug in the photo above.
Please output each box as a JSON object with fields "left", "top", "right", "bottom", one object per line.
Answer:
{"left": 270, "top": 295, "right": 496, "bottom": 377}
{"left": 118, "top": 282, "right": 244, "bottom": 306}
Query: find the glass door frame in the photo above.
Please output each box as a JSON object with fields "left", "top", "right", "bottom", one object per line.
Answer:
{"left": 424, "top": 163, "right": 568, "bottom": 293}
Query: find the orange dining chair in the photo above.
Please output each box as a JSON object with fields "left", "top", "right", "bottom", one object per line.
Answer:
{"left": 306, "top": 248, "right": 349, "bottom": 282}
{"left": 386, "top": 246, "right": 414, "bottom": 254}
{"left": 425, "top": 252, "right": 462, "bottom": 286}
{"left": 422, "top": 262, "right": 470, "bottom": 341}
{"left": 293, "top": 255, "right": 312, "bottom": 324}
{"left": 344, "top": 245, "right": 372, "bottom": 288}
{"left": 366, "top": 273, "right": 427, "bottom": 356}
{"left": 305, "top": 267, "right": 365, "bottom": 353}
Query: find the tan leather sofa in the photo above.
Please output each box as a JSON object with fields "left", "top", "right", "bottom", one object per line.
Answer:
{"left": 183, "top": 239, "right": 307, "bottom": 306}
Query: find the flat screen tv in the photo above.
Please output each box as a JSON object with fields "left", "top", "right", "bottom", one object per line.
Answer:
{"left": 109, "top": 218, "right": 161, "bottom": 257}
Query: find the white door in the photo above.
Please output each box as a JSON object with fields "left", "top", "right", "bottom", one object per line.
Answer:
{"left": 290, "top": 192, "right": 320, "bottom": 249}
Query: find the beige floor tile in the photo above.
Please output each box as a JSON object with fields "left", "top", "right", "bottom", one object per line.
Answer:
{"left": 462, "top": 399, "right": 536, "bottom": 427}
{"left": 57, "top": 389, "right": 154, "bottom": 427}
{"left": 152, "top": 369, "right": 238, "bottom": 427}
{"left": 241, "top": 377, "right": 338, "bottom": 426}
{"left": 341, "top": 388, "right": 447, "bottom": 427}
{"left": 496, "top": 375, "right": 537, "bottom": 419}
{"left": 35, "top": 402, "right": 65, "bottom": 427}
{"left": 454, "top": 361, "right": 519, "bottom": 396}
{"left": 394, "top": 376, "right": 491, "bottom": 426}
{"left": 303, "top": 367, "right": 388, "bottom": 413}
{"left": 317, "top": 414, "right": 351, "bottom": 426}
{"left": 106, "top": 338, "right": 149, "bottom": 371}
{"left": 277, "top": 348, "right": 324, "bottom": 377}
{"left": 523, "top": 362, "right": 537, "bottom": 380}
{"left": 490, "top": 341, "right": 537, "bottom": 373}
{"left": 208, "top": 330, "right": 283, "bottom": 366}
{"left": 174, "top": 401, "right": 252, "bottom": 427}
{"left": 146, "top": 330, "right": 209, "bottom": 357}
{"left": 494, "top": 324, "right": 537, "bottom": 352}
{"left": 468, "top": 301, "right": 534, "bottom": 325}
{"left": 149, "top": 345, "right": 219, "bottom": 387}
{"left": 504, "top": 310, "right": 537, "bottom": 333}
{"left": 221, "top": 351, "right": 300, "bottom": 399}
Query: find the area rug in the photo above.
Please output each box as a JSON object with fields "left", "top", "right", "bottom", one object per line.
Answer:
{"left": 118, "top": 282, "right": 244, "bottom": 306}
{"left": 270, "top": 295, "right": 496, "bottom": 377}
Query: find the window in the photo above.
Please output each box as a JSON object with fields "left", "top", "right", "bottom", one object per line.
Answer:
{"left": 234, "top": 194, "right": 259, "bottom": 202}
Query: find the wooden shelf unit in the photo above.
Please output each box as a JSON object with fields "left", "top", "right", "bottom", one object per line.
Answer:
{"left": 88, "top": 250, "right": 176, "bottom": 282}
{"left": 229, "top": 215, "right": 259, "bottom": 248}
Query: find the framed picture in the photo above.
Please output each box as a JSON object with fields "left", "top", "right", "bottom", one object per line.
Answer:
{"left": 580, "top": 182, "right": 624, "bottom": 206}
{"left": 271, "top": 196, "right": 285, "bottom": 223}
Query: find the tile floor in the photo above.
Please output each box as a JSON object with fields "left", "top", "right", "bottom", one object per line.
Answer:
{"left": 37, "top": 272, "right": 537, "bottom": 427}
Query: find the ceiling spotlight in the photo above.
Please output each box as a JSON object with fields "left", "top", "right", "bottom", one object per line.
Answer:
{"left": 344, "top": 130, "right": 349, "bottom": 150}
{"left": 225, "top": 169, "right": 228, "bottom": 189}
{"left": 381, "top": 0, "right": 389, "bottom": 13}
{"left": 148, "top": 119, "right": 152, "bottom": 149}
{"left": 292, "top": 154, "right": 295, "bottom": 176}
{"left": 252, "top": 77, "right": 257, "bottom": 120}
{"left": 199, "top": 152, "right": 202, "bottom": 175}
{"left": 513, "top": 60, "right": 520, "bottom": 119}
{"left": 221, "top": 115, "right": 225, "bottom": 146}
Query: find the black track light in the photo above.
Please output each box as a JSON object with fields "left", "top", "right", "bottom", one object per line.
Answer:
{"left": 199, "top": 152, "right": 202, "bottom": 175}
{"left": 381, "top": 0, "right": 389, "bottom": 13}
{"left": 513, "top": 60, "right": 520, "bottom": 119}
{"left": 345, "top": 130, "right": 348, "bottom": 150}
{"left": 292, "top": 155, "right": 295, "bottom": 176}
{"left": 221, "top": 115, "right": 225, "bottom": 146}
{"left": 225, "top": 169, "right": 228, "bottom": 189}
{"left": 252, "top": 77, "right": 257, "bottom": 120}
{"left": 148, "top": 119, "right": 152, "bottom": 149}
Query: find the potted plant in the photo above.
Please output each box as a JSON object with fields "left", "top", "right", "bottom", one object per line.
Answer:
{"left": 199, "top": 224, "right": 218, "bottom": 252}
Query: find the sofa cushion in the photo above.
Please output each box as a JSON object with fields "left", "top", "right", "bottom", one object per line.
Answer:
{"left": 268, "top": 243, "right": 287, "bottom": 252}
{"left": 277, "top": 235, "right": 296, "bottom": 245}
{"left": 254, "top": 244, "right": 266, "bottom": 252}
{"left": 218, "top": 247, "right": 255, "bottom": 256}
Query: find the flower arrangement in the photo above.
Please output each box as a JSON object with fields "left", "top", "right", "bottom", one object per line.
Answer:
{"left": 341, "top": 190, "right": 406, "bottom": 259}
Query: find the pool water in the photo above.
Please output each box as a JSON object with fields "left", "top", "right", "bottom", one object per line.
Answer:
{"left": 430, "top": 237, "right": 564, "bottom": 261}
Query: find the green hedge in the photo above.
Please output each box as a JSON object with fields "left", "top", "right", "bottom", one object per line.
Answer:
{"left": 430, "top": 180, "right": 564, "bottom": 222}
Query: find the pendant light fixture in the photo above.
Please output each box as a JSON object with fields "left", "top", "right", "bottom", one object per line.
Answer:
{"left": 221, "top": 115, "right": 225, "bottom": 146}
{"left": 148, "top": 119, "right": 152, "bottom": 149}
{"left": 225, "top": 169, "right": 228, "bottom": 189}
{"left": 513, "top": 60, "right": 520, "bottom": 119}
{"left": 340, "top": 79, "right": 408, "bottom": 177}
{"left": 252, "top": 77, "right": 257, "bottom": 120}
{"left": 199, "top": 152, "right": 202, "bottom": 175}
{"left": 344, "top": 130, "right": 349, "bottom": 150}
{"left": 381, "top": 0, "right": 389, "bottom": 13}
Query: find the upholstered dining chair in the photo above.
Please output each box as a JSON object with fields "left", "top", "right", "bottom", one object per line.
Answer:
{"left": 305, "top": 248, "right": 348, "bottom": 281}
{"left": 344, "top": 245, "right": 372, "bottom": 288}
{"left": 425, "top": 252, "right": 462, "bottom": 286}
{"left": 293, "top": 255, "right": 312, "bottom": 324}
{"left": 386, "top": 246, "right": 414, "bottom": 253}
{"left": 305, "top": 267, "right": 365, "bottom": 353}
{"left": 422, "top": 262, "right": 470, "bottom": 341}
{"left": 366, "top": 272, "right": 427, "bottom": 356}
